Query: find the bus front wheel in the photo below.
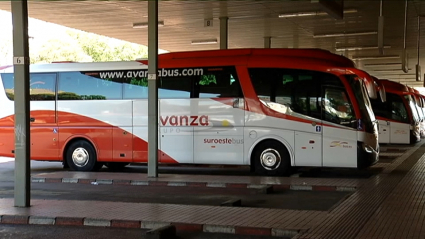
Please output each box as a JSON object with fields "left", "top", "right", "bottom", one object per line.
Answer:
{"left": 252, "top": 140, "right": 290, "bottom": 176}
{"left": 66, "top": 140, "right": 103, "bottom": 172}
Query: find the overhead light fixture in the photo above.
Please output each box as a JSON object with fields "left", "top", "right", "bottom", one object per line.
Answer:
{"left": 314, "top": 31, "right": 377, "bottom": 38}
{"left": 335, "top": 45, "right": 391, "bottom": 51}
{"left": 375, "top": 73, "right": 415, "bottom": 76}
{"left": 351, "top": 55, "right": 400, "bottom": 60}
{"left": 364, "top": 63, "right": 401, "bottom": 66}
{"left": 371, "top": 68, "right": 412, "bottom": 72}
{"left": 191, "top": 39, "right": 218, "bottom": 45}
{"left": 279, "top": 8, "right": 357, "bottom": 18}
{"left": 133, "top": 20, "right": 164, "bottom": 29}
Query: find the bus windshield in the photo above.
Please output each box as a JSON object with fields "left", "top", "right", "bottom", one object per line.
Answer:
{"left": 345, "top": 75, "right": 376, "bottom": 133}
{"left": 249, "top": 68, "right": 361, "bottom": 129}
{"left": 370, "top": 92, "right": 409, "bottom": 123}
{"left": 413, "top": 96, "right": 424, "bottom": 121}
{"left": 405, "top": 95, "right": 421, "bottom": 123}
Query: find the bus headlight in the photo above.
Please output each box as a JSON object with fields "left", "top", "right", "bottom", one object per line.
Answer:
{"left": 363, "top": 143, "right": 374, "bottom": 153}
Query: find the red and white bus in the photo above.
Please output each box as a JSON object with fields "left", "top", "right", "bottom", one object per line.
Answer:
{"left": 0, "top": 48, "right": 379, "bottom": 175}
{"left": 370, "top": 79, "right": 421, "bottom": 144}
{"left": 409, "top": 87, "right": 425, "bottom": 139}
{"left": 418, "top": 92, "right": 425, "bottom": 138}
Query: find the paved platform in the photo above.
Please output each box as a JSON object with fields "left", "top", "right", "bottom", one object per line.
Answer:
{"left": 0, "top": 142, "right": 424, "bottom": 238}
{"left": 30, "top": 170, "right": 364, "bottom": 192}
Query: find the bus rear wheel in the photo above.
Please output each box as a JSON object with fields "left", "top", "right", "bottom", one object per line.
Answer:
{"left": 252, "top": 140, "right": 290, "bottom": 176}
{"left": 66, "top": 140, "right": 103, "bottom": 172}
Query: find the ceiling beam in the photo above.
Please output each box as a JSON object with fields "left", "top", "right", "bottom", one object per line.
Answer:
{"left": 311, "top": 0, "right": 344, "bottom": 19}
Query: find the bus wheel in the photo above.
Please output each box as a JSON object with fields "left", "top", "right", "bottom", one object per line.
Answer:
{"left": 253, "top": 140, "right": 290, "bottom": 176}
{"left": 66, "top": 140, "right": 102, "bottom": 172}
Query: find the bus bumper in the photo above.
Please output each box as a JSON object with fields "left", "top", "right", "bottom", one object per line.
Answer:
{"left": 410, "top": 129, "right": 421, "bottom": 144}
{"left": 357, "top": 142, "right": 379, "bottom": 169}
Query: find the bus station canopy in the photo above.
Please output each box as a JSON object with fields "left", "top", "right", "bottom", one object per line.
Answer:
{"left": 0, "top": 0, "right": 424, "bottom": 86}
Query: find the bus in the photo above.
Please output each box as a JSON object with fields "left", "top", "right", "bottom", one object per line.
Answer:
{"left": 418, "top": 92, "right": 425, "bottom": 138}
{"left": 0, "top": 48, "right": 379, "bottom": 175}
{"left": 409, "top": 87, "right": 425, "bottom": 139}
{"left": 370, "top": 79, "right": 421, "bottom": 144}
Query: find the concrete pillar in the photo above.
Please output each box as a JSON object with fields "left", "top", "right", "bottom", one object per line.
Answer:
{"left": 219, "top": 17, "right": 228, "bottom": 49}
{"left": 147, "top": 0, "right": 159, "bottom": 178}
{"left": 11, "top": 0, "right": 31, "bottom": 207}
{"left": 264, "top": 37, "right": 271, "bottom": 48}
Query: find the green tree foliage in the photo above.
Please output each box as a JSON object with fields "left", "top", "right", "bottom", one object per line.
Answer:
{"left": 0, "top": 38, "right": 13, "bottom": 66}
{"left": 0, "top": 29, "right": 149, "bottom": 64}
{"left": 199, "top": 75, "right": 216, "bottom": 85}
{"left": 66, "top": 30, "right": 148, "bottom": 62}
{"left": 30, "top": 36, "right": 93, "bottom": 64}
{"left": 130, "top": 77, "right": 148, "bottom": 87}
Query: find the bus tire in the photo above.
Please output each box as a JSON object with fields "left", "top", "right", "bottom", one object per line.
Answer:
{"left": 66, "top": 140, "right": 102, "bottom": 172}
{"left": 252, "top": 140, "right": 290, "bottom": 176}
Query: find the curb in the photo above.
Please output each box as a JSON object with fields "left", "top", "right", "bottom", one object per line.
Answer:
{"left": 30, "top": 177, "right": 357, "bottom": 192}
{"left": 0, "top": 215, "right": 300, "bottom": 237}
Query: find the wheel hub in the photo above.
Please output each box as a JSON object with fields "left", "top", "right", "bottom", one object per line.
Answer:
{"left": 260, "top": 148, "right": 281, "bottom": 170}
{"left": 72, "top": 147, "right": 89, "bottom": 167}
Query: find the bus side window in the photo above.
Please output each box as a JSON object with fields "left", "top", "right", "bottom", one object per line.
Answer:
{"left": 159, "top": 76, "right": 192, "bottom": 99}
{"left": 249, "top": 68, "right": 274, "bottom": 102}
{"left": 0, "top": 73, "right": 16, "bottom": 100}
{"left": 197, "top": 67, "right": 242, "bottom": 98}
{"left": 322, "top": 87, "right": 355, "bottom": 126}
{"left": 58, "top": 72, "right": 123, "bottom": 100}
{"left": 123, "top": 77, "right": 148, "bottom": 99}
{"left": 0, "top": 73, "right": 57, "bottom": 101}
{"left": 29, "top": 73, "right": 57, "bottom": 101}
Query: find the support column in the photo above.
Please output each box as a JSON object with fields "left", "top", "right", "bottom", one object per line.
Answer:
{"left": 11, "top": 0, "right": 31, "bottom": 207}
{"left": 147, "top": 0, "right": 159, "bottom": 178}
{"left": 219, "top": 17, "right": 228, "bottom": 49}
{"left": 264, "top": 37, "right": 271, "bottom": 48}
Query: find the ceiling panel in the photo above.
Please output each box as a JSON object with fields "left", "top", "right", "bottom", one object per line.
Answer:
{"left": 1, "top": 0, "right": 425, "bottom": 86}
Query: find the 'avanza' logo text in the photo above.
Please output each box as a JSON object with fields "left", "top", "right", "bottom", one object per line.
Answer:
{"left": 160, "top": 115, "right": 209, "bottom": 126}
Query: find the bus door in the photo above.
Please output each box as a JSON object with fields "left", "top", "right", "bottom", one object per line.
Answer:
{"left": 389, "top": 121, "right": 410, "bottom": 144}
{"left": 321, "top": 86, "right": 357, "bottom": 168}
{"left": 291, "top": 84, "right": 322, "bottom": 167}
{"left": 274, "top": 70, "right": 323, "bottom": 167}
{"left": 294, "top": 121, "right": 323, "bottom": 167}
{"left": 378, "top": 120, "right": 390, "bottom": 144}
{"left": 193, "top": 67, "right": 245, "bottom": 165}
{"left": 29, "top": 73, "right": 59, "bottom": 160}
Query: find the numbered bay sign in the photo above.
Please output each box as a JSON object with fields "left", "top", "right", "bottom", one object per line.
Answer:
{"left": 204, "top": 19, "right": 213, "bottom": 27}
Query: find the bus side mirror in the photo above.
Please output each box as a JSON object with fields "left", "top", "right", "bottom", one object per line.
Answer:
{"left": 365, "top": 80, "right": 378, "bottom": 100}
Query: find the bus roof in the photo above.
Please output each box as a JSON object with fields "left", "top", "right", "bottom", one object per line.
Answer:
{"left": 1, "top": 48, "right": 355, "bottom": 73}
{"left": 378, "top": 79, "right": 410, "bottom": 93}
{"left": 138, "top": 48, "right": 356, "bottom": 67}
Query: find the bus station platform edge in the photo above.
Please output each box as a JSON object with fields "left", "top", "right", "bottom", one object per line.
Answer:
{"left": 0, "top": 142, "right": 424, "bottom": 238}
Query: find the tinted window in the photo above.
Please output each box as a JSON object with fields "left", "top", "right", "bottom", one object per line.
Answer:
{"left": 156, "top": 66, "right": 242, "bottom": 99}
{"left": 405, "top": 95, "right": 420, "bottom": 122}
{"left": 370, "top": 93, "right": 409, "bottom": 123}
{"left": 160, "top": 76, "right": 192, "bottom": 99}
{"left": 249, "top": 68, "right": 356, "bottom": 128}
{"left": 249, "top": 68, "right": 323, "bottom": 120}
{"left": 123, "top": 77, "right": 148, "bottom": 99}
{"left": 59, "top": 72, "right": 122, "bottom": 100}
{"left": 197, "top": 67, "right": 242, "bottom": 98}
{"left": 1, "top": 73, "right": 56, "bottom": 101}
{"left": 323, "top": 87, "right": 355, "bottom": 126}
